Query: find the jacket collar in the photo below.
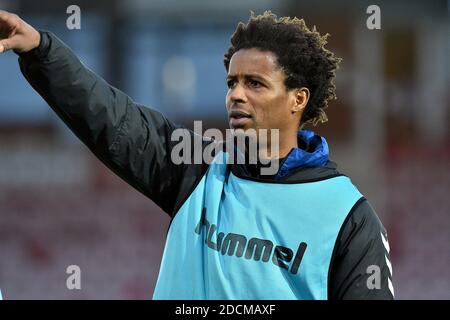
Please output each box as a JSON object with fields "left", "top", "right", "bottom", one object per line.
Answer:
{"left": 275, "top": 129, "right": 329, "bottom": 179}
{"left": 229, "top": 129, "right": 335, "bottom": 182}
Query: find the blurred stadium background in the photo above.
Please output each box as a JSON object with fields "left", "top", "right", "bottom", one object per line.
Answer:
{"left": 0, "top": 0, "right": 448, "bottom": 299}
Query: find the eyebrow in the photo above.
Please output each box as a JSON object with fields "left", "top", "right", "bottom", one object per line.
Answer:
{"left": 226, "top": 73, "right": 269, "bottom": 82}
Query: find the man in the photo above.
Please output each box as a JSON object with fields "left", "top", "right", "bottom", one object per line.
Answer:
{"left": 0, "top": 10, "right": 394, "bottom": 299}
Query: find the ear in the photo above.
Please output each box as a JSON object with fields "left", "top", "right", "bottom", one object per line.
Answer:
{"left": 291, "top": 87, "right": 310, "bottom": 114}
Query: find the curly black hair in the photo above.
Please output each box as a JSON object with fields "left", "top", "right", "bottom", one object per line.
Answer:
{"left": 224, "top": 11, "right": 341, "bottom": 128}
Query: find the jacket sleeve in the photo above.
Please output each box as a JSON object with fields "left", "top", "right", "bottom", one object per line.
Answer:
{"left": 328, "top": 197, "right": 395, "bottom": 300}
{"left": 17, "top": 30, "right": 211, "bottom": 216}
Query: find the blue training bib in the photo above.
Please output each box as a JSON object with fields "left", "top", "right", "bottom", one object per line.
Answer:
{"left": 153, "top": 152, "right": 362, "bottom": 299}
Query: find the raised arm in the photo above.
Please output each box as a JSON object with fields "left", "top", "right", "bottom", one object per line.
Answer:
{"left": 0, "top": 10, "right": 211, "bottom": 216}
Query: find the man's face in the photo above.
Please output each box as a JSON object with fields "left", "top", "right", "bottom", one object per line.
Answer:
{"left": 226, "top": 48, "right": 299, "bottom": 132}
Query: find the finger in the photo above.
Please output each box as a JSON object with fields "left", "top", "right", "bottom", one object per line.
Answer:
{"left": 0, "top": 11, "right": 16, "bottom": 34}
{"left": 0, "top": 11, "right": 15, "bottom": 23}
{"left": 0, "top": 10, "right": 16, "bottom": 19}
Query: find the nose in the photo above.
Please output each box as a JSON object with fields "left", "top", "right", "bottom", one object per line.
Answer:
{"left": 227, "top": 82, "right": 247, "bottom": 105}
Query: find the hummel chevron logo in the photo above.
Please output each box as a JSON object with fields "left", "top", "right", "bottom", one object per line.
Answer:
{"left": 381, "top": 232, "right": 390, "bottom": 253}
{"left": 381, "top": 232, "right": 395, "bottom": 297}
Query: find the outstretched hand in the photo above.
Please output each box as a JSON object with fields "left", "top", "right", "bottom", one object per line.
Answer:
{"left": 0, "top": 10, "right": 40, "bottom": 53}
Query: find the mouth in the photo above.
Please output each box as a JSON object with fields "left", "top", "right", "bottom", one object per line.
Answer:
{"left": 228, "top": 110, "right": 252, "bottom": 129}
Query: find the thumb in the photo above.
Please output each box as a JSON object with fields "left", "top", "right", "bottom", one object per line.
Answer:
{"left": 0, "top": 36, "right": 18, "bottom": 53}
{"left": 0, "top": 38, "right": 10, "bottom": 53}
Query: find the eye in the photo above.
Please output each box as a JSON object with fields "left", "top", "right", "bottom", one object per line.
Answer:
{"left": 248, "top": 79, "right": 262, "bottom": 88}
{"left": 226, "top": 79, "right": 236, "bottom": 89}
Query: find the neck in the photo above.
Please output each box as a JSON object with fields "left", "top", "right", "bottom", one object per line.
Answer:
{"left": 257, "top": 130, "right": 298, "bottom": 160}
{"left": 231, "top": 128, "right": 298, "bottom": 162}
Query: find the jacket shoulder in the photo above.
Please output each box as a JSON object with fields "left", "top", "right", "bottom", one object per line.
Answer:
{"left": 328, "top": 198, "right": 395, "bottom": 299}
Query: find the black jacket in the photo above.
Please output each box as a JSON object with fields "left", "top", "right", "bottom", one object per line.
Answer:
{"left": 17, "top": 30, "right": 394, "bottom": 299}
